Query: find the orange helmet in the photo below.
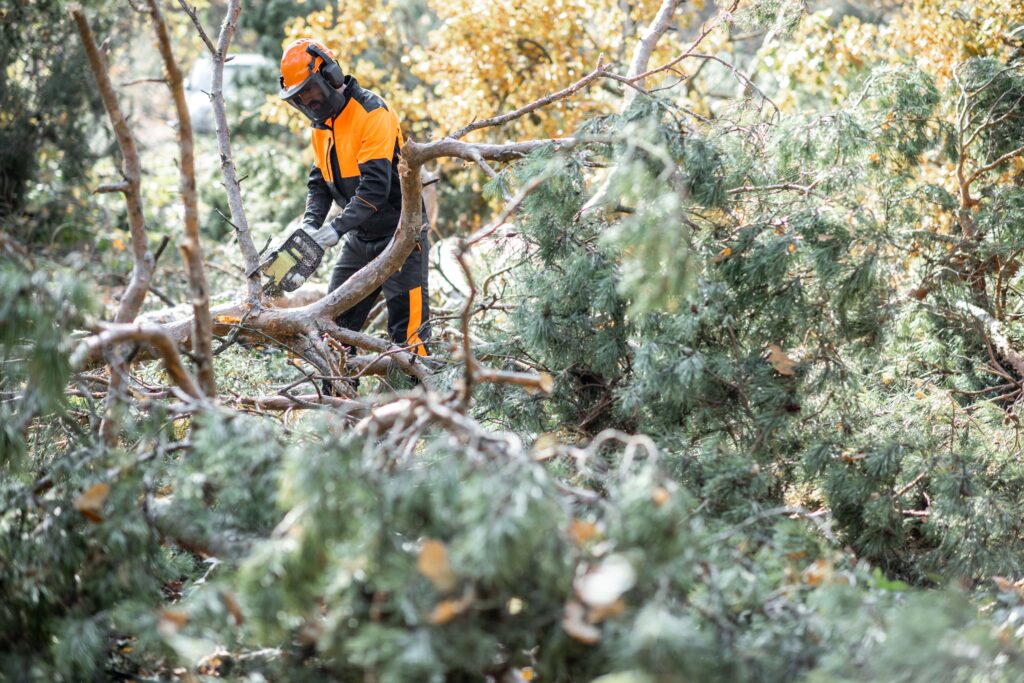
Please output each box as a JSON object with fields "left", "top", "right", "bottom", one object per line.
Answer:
{"left": 279, "top": 38, "right": 346, "bottom": 125}
{"left": 280, "top": 38, "right": 339, "bottom": 92}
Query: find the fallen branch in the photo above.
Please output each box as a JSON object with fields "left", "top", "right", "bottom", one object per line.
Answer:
{"left": 73, "top": 322, "right": 204, "bottom": 401}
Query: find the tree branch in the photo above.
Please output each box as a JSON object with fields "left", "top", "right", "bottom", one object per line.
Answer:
{"left": 180, "top": 0, "right": 262, "bottom": 300}
{"left": 70, "top": 5, "right": 157, "bottom": 442}
{"left": 146, "top": 0, "right": 216, "bottom": 397}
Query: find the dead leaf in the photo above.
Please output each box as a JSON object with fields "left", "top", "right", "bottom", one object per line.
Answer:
{"left": 220, "top": 590, "right": 244, "bottom": 626}
{"left": 802, "top": 559, "right": 832, "bottom": 586}
{"left": 651, "top": 486, "right": 670, "bottom": 507}
{"left": 427, "top": 590, "right": 475, "bottom": 625}
{"left": 575, "top": 554, "right": 636, "bottom": 608}
{"left": 562, "top": 601, "right": 601, "bottom": 644}
{"left": 767, "top": 344, "right": 796, "bottom": 376}
{"left": 568, "top": 518, "right": 598, "bottom": 546}
{"left": 587, "top": 597, "right": 625, "bottom": 623}
{"left": 74, "top": 482, "right": 110, "bottom": 523}
{"left": 157, "top": 609, "right": 189, "bottom": 635}
{"left": 417, "top": 539, "right": 457, "bottom": 592}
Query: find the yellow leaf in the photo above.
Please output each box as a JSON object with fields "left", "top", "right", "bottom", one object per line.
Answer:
{"left": 562, "top": 601, "right": 601, "bottom": 644}
{"left": 74, "top": 482, "right": 110, "bottom": 523}
{"left": 111, "top": 238, "right": 126, "bottom": 252}
{"left": 768, "top": 344, "right": 796, "bottom": 376}
{"left": 417, "top": 539, "right": 456, "bottom": 592}
{"left": 568, "top": 518, "right": 598, "bottom": 546}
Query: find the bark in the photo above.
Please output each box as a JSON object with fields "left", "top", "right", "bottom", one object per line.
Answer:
{"left": 70, "top": 6, "right": 156, "bottom": 443}
{"left": 146, "top": 0, "right": 217, "bottom": 397}
{"left": 624, "top": 0, "right": 680, "bottom": 106}
{"left": 182, "top": 0, "right": 262, "bottom": 300}
{"left": 73, "top": 323, "right": 204, "bottom": 401}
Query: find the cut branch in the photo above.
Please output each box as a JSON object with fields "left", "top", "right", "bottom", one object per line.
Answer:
{"left": 73, "top": 323, "right": 204, "bottom": 401}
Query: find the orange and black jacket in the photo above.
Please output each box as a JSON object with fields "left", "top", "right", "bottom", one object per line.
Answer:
{"left": 302, "top": 76, "right": 408, "bottom": 239}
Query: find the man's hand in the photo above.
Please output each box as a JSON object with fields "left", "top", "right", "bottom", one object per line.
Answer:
{"left": 304, "top": 224, "right": 340, "bottom": 249}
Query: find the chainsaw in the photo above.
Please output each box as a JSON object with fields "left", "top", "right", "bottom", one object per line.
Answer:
{"left": 249, "top": 228, "right": 325, "bottom": 294}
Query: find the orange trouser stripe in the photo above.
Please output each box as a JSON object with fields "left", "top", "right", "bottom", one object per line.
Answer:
{"left": 406, "top": 286, "right": 427, "bottom": 356}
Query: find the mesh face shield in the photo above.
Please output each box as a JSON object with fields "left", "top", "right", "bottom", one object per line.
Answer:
{"left": 279, "top": 71, "right": 345, "bottom": 126}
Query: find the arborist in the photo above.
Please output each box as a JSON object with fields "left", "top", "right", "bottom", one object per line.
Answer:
{"left": 272, "top": 37, "right": 430, "bottom": 360}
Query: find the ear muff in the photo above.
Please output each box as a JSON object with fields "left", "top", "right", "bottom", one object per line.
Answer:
{"left": 305, "top": 44, "right": 344, "bottom": 89}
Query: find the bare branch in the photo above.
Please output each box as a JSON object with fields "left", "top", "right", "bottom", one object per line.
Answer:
{"left": 449, "top": 59, "right": 608, "bottom": 140}
{"left": 628, "top": 0, "right": 740, "bottom": 86}
{"left": 73, "top": 323, "right": 204, "bottom": 400}
{"left": 625, "top": 0, "right": 680, "bottom": 104}
{"left": 145, "top": 0, "right": 216, "bottom": 397}
{"left": 176, "top": 0, "right": 216, "bottom": 54}
{"left": 183, "top": 0, "right": 262, "bottom": 300}
{"left": 70, "top": 5, "right": 157, "bottom": 442}
{"left": 966, "top": 143, "right": 1024, "bottom": 186}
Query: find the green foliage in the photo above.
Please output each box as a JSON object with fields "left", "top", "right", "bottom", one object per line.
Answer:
{"left": 0, "top": 0, "right": 122, "bottom": 235}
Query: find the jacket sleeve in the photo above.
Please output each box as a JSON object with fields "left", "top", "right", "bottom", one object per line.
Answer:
{"left": 328, "top": 108, "right": 398, "bottom": 236}
{"left": 302, "top": 164, "right": 334, "bottom": 230}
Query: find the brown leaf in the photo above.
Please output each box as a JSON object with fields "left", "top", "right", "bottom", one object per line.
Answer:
{"left": 220, "top": 590, "right": 244, "bottom": 626}
{"left": 562, "top": 601, "right": 601, "bottom": 644}
{"left": 157, "top": 608, "right": 189, "bottom": 635}
{"left": 74, "top": 482, "right": 110, "bottom": 523}
{"left": 417, "top": 539, "right": 457, "bottom": 592}
{"left": 767, "top": 344, "right": 796, "bottom": 376}
{"left": 651, "top": 486, "right": 671, "bottom": 507}
{"left": 587, "top": 597, "right": 625, "bottom": 624}
{"left": 427, "top": 590, "right": 475, "bottom": 625}
{"left": 802, "top": 559, "right": 832, "bottom": 586}
{"left": 568, "top": 518, "right": 598, "bottom": 546}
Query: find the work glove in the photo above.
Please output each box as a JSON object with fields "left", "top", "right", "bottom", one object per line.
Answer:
{"left": 304, "top": 223, "right": 340, "bottom": 249}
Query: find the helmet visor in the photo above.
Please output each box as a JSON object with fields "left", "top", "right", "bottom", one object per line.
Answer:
{"left": 280, "top": 72, "right": 340, "bottom": 124}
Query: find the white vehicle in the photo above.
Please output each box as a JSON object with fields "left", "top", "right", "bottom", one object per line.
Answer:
{"left": 185, "top": 53, "right": 274, "bottom": 134}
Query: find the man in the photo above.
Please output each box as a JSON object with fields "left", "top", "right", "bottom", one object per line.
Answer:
{"left": 278, "top": 38, "right": 430, "bottom": 359}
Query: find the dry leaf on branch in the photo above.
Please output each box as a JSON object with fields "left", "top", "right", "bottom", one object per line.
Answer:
{"left": 427, "top": 588, "right": 475, "bottom": 625}
{"left": 767, "top": 344, "right": 796, "bottom": 376}
{"left": 73, "top": 482, "right": 110, "bottom": 523}
{"left": 568, "top": 518, "right": 598, "bottom": 546}
{"left": 417, "top": 538, "right": 457, "bottom": 592}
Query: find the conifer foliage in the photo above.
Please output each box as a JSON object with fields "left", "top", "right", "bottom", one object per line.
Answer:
{"left": 3, "top": 1, "right": 1024, "bottom": 681}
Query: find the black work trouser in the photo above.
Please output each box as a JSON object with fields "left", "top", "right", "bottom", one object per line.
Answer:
{"left": 328, "top": 227, "right": 430, "bottom": 356}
